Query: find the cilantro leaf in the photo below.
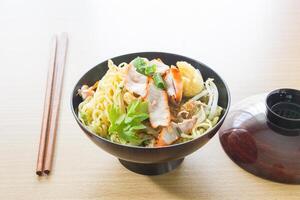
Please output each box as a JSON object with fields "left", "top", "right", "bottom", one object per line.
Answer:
{"left": 108, "top": 99, "right": 149, "bottom": 145}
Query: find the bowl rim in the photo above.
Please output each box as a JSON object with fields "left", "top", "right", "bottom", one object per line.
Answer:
{"left": 70, "top": 51, "right": 231, "bottom": 149}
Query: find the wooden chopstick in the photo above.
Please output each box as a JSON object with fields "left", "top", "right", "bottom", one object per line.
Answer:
{"left": 43, "top": 33, "right": 68, "bottom": 175}
{"left": 36, "top": 33, "right": 68, "bottom": 176}
{"left": 36, "top": 35, "right": 57, "bottom": 176}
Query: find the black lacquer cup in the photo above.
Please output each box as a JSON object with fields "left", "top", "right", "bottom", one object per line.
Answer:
{"left": 71, "top": 52, "right": 230, "bottom": 175}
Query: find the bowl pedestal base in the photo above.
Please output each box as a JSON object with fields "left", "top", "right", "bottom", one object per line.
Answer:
{"left": 119, "top": 158, "right": 184, "bottom": 175}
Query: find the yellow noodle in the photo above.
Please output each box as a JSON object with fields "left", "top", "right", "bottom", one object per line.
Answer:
{"left": 78, "top": 60, "right": 127, "bottom": 137}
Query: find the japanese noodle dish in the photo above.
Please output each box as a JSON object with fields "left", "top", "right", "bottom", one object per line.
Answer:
{"left": 77, "top": 57, "right": 223, "bottom": 147}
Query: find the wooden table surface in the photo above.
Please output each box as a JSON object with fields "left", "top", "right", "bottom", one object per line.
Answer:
{"left": 1, "top": 0, "right": 300, "bottom": 199}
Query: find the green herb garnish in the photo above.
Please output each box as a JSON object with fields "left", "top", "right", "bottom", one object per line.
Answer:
{"left": 108, "top": 99, "right": 149, "bottom": 145}
{"left": 145, "top": 64, "right": 156, "bottom": 76}
{"left": 133, "top": 57, "right": 147, "bottom": 75}
{"left": 132, "top": 57, "right": 157, "bottom": 76}
{"left": 132, "top": 57, "right": 167, "bottom": 90}
{"left": 153, "top": 73, "right": 166, "bottom": 90}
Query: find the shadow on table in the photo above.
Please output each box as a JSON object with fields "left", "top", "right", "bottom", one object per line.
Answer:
{"left": 87, "top": 157, "right": 218, "bottom": 199}
{"left": 147, "top": 160, "right": 213, "bottom": 199}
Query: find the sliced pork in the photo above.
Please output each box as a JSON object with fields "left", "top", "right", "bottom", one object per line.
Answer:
{"left": 149, "top": 59, "right": 169, "bottom": 74}
{"left": 176, "top": 116, "right": 197, "bottom": 134}
{"left": 156, "top": 124, "right": 179, "bottom": 146}
{"left": 78, "top": 85, "right": 94, "bottom": 100}
{"left": 146, "top": 79, "right": 171, "bottom": 128}
{"left": 155, "top": 116, "right": 197, "bottom": 146}
{"left": 125, "top": 64, "right": 148, "bottom": 97}
{"left": 164, "top": 66, "right": 183, "bottom": 104}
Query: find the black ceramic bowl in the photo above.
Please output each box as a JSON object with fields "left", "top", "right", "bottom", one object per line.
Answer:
{"left": 71, "top": 52, "right": 230, "bottom": 175}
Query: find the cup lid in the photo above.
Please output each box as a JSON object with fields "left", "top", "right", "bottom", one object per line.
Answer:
{"left": 219, "top": 88, "right": 300, "bottom": 184}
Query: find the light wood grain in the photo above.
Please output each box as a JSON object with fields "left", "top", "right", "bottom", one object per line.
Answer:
{"left": 0, "top": 0, "right": 300, "bottom": 199}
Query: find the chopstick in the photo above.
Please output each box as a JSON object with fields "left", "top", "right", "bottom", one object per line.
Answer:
{"left": 36, "top": 33, "right": 68, "bottom": 176}
{"left": 36, "top": 35, "right": 57, "bottom": 176}
{"left": 43, "top": 33, "right": 68, "bottom": 175}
